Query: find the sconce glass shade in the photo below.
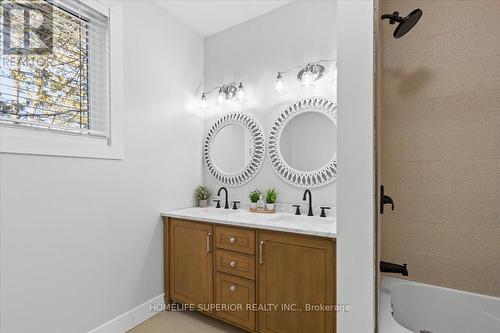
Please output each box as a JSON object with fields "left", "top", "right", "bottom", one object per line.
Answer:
{"left": 200, "top": 94, "right": 208, "bottom": 109}
{"left": 301, "top": 70, "right": 315, "bottom": 86}
{"left": 236, "top": 82, "right": 245, "bottom": 102}
{"left": 216, "top": 87, "right": 225, "bottom": 106}
{"left": 274, "top": 73, "right": 286, "bottom": 93}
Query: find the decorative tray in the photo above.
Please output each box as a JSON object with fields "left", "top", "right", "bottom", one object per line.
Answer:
{"left": 249, "top": 208, "right": 275, "bottom": 214}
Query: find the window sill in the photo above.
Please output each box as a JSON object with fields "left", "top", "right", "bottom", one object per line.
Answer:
{"left": 0, "top": 124, "right": 124, "bottom": 160}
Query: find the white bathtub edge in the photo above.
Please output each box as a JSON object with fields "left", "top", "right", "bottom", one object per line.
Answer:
{"left": 379, "top": 277, "right": 412, "bottom": 333}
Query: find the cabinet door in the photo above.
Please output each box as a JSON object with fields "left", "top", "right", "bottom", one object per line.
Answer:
{"left": 169, "top": 219, "right": 213, "bottom": 311}
{"left": 257, "top": 231, "right": 335, "bottom": 333}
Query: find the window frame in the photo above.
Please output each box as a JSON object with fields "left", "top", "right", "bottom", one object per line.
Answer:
{"left": 0, "top": 0, "right": 124, "bottom": 160}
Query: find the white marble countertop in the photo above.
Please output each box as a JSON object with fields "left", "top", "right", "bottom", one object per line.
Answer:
{"left": 161, "top": 207, "right": 336, "bottom": 238}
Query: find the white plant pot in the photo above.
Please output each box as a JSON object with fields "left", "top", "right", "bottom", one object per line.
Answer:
{"left": 266, "top": 203, "right": 275, "bottom": 211}
{"left": 250, "top": 202, "right": 257, "bottom": 209}
{"left": 199, "top": 199, "right": 208, "bottom": 207}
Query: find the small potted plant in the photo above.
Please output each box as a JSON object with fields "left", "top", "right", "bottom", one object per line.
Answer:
{"left": 195, "top": 186, "right": 211, "bottom": 207}
{"left": 265, "top": 188, "right": 278, "bottom": 211}
{"left": 249, "top": 190, "right": 261, "bottom": 210}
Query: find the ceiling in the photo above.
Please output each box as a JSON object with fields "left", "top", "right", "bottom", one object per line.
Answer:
{"left": 155, "top": 0, "right": 293, "bottom": 37}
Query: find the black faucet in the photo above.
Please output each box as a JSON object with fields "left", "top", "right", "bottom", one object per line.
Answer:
{"left": 380, "top": 261, "right": 408, "bottom": 276}
{"left": 302, "top": 189, "right": 313, "bottom": 216}
{"left": 217, "top": 187, "right": 229, "bottom": 209}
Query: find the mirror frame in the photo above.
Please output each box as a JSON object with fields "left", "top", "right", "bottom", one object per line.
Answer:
{"left": 268, "top": 96, "right": 337, "bottom": 188}
{"left": 204, "top": 112, "right": 265, "bottom": 187}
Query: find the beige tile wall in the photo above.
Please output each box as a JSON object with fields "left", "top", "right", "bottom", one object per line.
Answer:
{"left": 381, "top": 0, "right": 500, "bottom": 297}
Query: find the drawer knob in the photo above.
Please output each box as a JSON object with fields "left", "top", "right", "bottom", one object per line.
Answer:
{"left": 229, "top": 237, "right": 236, "bottom": 243}
{"left": 229, "top": 285, "right": 236, "bottom": 292}
{"left": 229, "top": 261, "right": 237, "bottom": 267}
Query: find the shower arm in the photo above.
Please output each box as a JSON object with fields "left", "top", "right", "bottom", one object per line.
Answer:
{"left": 381, "top": 12, "right": 403, "bottom": 24}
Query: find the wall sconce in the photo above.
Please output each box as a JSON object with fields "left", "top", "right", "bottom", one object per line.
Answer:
{"left": 274, "top": 59, "right": 336, "bottom": 93}
{"left": 200, "top": 93, "right": 208, "bottom": 109}
{"left": 200, "top": 82, "right": 245, "bottom": 109}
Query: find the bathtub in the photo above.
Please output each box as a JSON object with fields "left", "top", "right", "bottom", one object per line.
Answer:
{"left": 379, "top": 277, "right": 500, "bottom": 333}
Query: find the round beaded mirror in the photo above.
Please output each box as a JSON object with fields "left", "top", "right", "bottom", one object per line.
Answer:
{"left": 268, "top": 97, "right": 337, "bottom": 188}
{"left": 204, "top": 112, "right": 265, "bottom": 187}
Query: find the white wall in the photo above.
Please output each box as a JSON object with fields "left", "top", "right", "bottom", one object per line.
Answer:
{"left": 203, "top": 1, "right": 337, "bottom": 210}
{"left": 337, "top": 1, "right": 375, "bottom": 333}
{"left": 0, "top": 1, "right": 204, "bottom": 332}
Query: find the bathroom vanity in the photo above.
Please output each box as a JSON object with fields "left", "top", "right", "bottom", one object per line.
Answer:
{"left": 161, "top": 207, "right": 336, "bottom": 333}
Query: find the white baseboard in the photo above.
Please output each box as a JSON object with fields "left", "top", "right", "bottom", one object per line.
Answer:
{"left": 88, "top": 294, "right": 165, "bottom": 333}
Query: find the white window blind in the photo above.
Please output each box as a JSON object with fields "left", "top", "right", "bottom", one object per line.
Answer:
{"left": 0, "top": 0, "right": 110, "bottom": 138}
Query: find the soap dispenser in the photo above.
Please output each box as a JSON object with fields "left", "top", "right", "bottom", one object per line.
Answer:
{"left": 257, "top": 194, "right": 265, "bottom": 209}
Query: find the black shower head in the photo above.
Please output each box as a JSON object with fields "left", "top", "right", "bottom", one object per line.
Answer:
{"left": 381, "top": 9, "right": 423, "bottom": 39}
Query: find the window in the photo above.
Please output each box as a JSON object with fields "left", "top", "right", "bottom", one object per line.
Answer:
{"left": 0, "top": 0, "right": 109, "bottom": 138}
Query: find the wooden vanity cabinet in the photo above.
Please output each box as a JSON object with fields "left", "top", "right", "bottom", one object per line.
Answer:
{"left": 164, "top": 218, "right": 336, "bottom": 333}
{"left": 168, "top": 219, "right": 214, "bottom": 312}
{"left": 257, "top": 231, "right": 335, "bottom": 333}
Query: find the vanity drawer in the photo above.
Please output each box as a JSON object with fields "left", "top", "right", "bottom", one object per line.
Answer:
{"left": 216, "top": 272, "right": 256, "bottom": 331}
{"left": 216, "top": 249, "right": 255, "bottom": 280}
{"left": 215, "top": 226, "right": 255, "bottom": 255}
